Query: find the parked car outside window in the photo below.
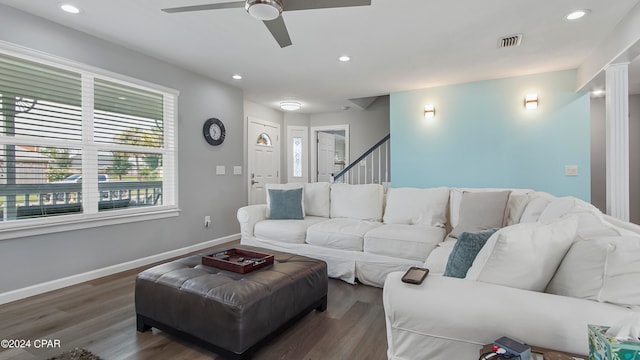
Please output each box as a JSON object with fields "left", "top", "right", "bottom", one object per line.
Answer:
{"left": 56, "top": 174, "right": 109, "bottom": 183}
{"left": 49, "top": 174, "right": 110, "bottom": 203}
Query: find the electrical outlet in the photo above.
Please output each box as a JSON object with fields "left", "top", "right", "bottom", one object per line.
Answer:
{"left": 204, "top": 216, "right": 211, "bottom": 227}
{"left": 565, "top": 165, "right": 578, "bottom": 176}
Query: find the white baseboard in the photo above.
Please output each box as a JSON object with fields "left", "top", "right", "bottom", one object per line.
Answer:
{"left": 0, "top": 234, "right": 239, "bottom": 305}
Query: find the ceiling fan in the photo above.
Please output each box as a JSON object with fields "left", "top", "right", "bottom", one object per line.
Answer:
{"left": 162, "top": 0, "right": 372, "bottom": 48}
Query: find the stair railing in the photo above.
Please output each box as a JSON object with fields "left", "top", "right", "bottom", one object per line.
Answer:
{"left": 332, "top": 134, "right": 390, "bottom": 185}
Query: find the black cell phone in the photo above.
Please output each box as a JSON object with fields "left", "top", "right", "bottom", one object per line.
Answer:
{"left": 401, "top": 267, "right": 429, "bottom": 284}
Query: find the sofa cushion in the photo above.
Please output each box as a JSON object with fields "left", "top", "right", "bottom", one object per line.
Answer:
{"left": 424, "top": 236, "right": 457, "bottom": 274}
{"left": 306, "top": 218, "right": 382, "bottom": 251}
{"left": 466, "top": 217, "right": 578, "bottom": 292}
{"left": 383, "top": 187, "right": 449, "bottom": 227}
{"left": 363, "top": 224, "right": 446, "bottom": 261}
{"left": 443, "top": 228, "right": 498, "bottom": 278}
{"left": 267, "top": 188, "right": 304, "bottom": 220}
{"left": 449, "top": 191, "right": 511, "bottom": 238}
{"left": 546, "top": 235, "right": 640, "bottom": 308}
{"left": 449, "top": 188, "right": 532, "bottom": 228}
{"left": 330, "top": 183, "right": 384, "bottom": 221}
{"left": 304, "top": 182, "right": 330, "bottom": 217}
{"left": 266, "top": 183, "right": 304, "bottom": 217}
{"left": 254, "top": 217, "right": 328, "bottom": 244}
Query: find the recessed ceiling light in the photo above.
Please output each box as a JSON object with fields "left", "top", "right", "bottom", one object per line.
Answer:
{"left": 60, "top": 4, "right": 81, "bottom": 14}
{"left": 565, "top": 9, "right": 590, "bottom": 21}
{"left": 338, "top": 55, "right": 351, "bottom": 62}
{"left": 232, "top": 74, "right": 243, "bottom": 80}
{"left": 280, "top": 101, "right": 301, "bottom": 111}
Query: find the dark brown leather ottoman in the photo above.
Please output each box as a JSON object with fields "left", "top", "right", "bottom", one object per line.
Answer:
{"left": 135, "top": 245, "right": 328, "bottom": 359}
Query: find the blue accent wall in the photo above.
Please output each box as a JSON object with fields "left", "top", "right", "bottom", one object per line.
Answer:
{"left": 390, "top": 70, "right": 590, "bottom": 200}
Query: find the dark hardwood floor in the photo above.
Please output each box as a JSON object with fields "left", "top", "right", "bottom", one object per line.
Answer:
{"left": 0, "top": 247, "right": 387, "bottom": 360}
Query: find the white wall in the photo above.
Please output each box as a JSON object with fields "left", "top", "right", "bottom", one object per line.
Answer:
{"left": 279, "top": 101, "right": 390, "bottom": 183}
{"left": 244, "top": 100, "right": 284, "bottom": 125}
{"left": 310, "top": 96, "right": 390, "bottom": 161}
{"left": 0, "top": 5, "right": 245, "bottom": 293}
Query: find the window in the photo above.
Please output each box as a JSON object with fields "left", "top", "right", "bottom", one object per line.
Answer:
{"left": 0, "top": 46, "right": 178, "bottom": 238}
{"left": 256, "top": 133, "right": 272, "bottom": 146}
{"left": 292, "top": 137, "right": 302, "bottom": 177}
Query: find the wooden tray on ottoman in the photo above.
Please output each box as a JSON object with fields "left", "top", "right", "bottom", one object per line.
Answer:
{"left": 202, "top": 248, "right": 274, "bottom": 274}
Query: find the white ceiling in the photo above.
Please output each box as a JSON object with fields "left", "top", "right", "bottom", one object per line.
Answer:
{"left": 1, "top": 0, "right": 639, "bottom": 113}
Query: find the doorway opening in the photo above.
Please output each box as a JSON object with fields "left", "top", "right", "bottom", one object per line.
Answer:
{"left": 310, "top": 125, "right": 349, "bottom": 182}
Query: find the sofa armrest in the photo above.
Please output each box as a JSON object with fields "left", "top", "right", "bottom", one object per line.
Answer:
{"left": 237, "top": 204, "right": 268, "bottom": 240}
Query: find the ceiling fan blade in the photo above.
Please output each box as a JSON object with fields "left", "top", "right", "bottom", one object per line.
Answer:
{"left": 162, "top": 1, "right": 245, "bottom": 13}
{"left": 282, "top": 0, "right": 371, "bottom": 12}
{"left": 263, "top": 17, "right": 293, "bottom": 48}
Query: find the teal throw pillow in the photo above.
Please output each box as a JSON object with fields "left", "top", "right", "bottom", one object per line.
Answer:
{"left": 268, "top": 188, "right": 304, "bottom": 220}
{"left": 443, "top": 228, "right": 499, "bottom": 278}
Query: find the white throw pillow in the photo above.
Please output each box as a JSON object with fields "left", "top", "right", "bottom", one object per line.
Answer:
{"left": 538, "top": 197, "right": 578, "bottom": 223}
{"left": 538, "top": 197, "right": 619, "bottom": 239}
{"left": 330, "top": 183, "right": 384, "bottom": 221}
{"left": 265, "top": 183, "right": 304, "bottom": 217}
{"left": 547, "top": 235, "right": 640, "bottom": 308}
{"left": 449, "top": 190, "right": 511, "bottom": 238}
{"left": 383, "top": 187, "right": 449, "bottom": 227}
{"left": 600, "top": 236, "right": 640, "bottom": 308}
{"left": 518, "top": 192, "right": 554, "bottom": 223}
{"left": 449, "top": 188, "right": 532, "bottom": 228}
{"left": 465, "top": 217, "right": 578, "bottom": 292}
{"left": 304, "top": 182, "right": 330, "bottom": 217}
{"left": 546, "top": 237, "right": 611, "bottom": 300}
{"left": 504, "top": 193, "right": 531, "bottom": 225}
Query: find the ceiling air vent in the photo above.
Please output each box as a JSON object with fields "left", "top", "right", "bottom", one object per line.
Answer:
{"left": 498, "top": 34, "right": 522, "bottom": 48}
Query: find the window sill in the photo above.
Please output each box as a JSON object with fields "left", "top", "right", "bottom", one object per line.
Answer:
{"left": 0, "top": 206, "right": 181, "bottom": 241}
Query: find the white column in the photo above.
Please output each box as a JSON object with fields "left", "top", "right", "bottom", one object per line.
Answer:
{"left": 605, "top": 63, "right": 630, "bottom": 221}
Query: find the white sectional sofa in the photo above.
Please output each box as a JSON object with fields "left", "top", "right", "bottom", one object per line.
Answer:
{"left": 238, "top": 183, "right": 451, "bottom": 286}
{"left": 384, "top": 194, "right": 640, "bottom": 359}
{"left": 238, "top": 183, "right": 640, "bottom": 358}
{"left": 237, "top": 183, "right": 532, "bottom": 286}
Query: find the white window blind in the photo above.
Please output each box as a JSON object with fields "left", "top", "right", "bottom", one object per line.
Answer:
{"left": 0, "top": 49, "right": 178, "bottom": 231}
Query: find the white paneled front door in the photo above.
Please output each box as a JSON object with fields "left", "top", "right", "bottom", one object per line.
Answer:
{"left": 248, "top": 118, "right": 280, "bottom": 205}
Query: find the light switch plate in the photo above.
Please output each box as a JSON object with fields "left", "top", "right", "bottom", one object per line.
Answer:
{"left": 216, "top": 165, "right": 226, "bottom": 175}
{"left": 233, "top": 166, "right": 242, "bottom": 175}
{"left": 565, "top": 165, "right": 578, "bottom": 176}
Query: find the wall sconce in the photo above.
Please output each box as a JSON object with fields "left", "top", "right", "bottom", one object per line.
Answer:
{"left": 524, "top": 94, "right": 538, "bottom": 110}
{"left": 424, "top": 104, "right": 435, "bottom": 118}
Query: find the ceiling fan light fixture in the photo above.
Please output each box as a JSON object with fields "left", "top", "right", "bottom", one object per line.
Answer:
{"left": 246, "top": 0, "right": 283, "bottom": 21}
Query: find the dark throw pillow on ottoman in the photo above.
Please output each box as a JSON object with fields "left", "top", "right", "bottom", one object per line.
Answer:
{"left": 443, "top": 228, "right": 499, "bottom": 278}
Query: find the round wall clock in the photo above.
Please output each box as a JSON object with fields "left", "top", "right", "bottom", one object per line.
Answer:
{"left": 203, "top": 118, "right": 226, "bottom": 146}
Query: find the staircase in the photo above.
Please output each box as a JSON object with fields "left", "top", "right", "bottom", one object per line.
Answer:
{"left": 332, "top": 134, "right": 390, "bottom": 185}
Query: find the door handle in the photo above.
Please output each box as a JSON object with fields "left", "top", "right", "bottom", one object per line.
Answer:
{"left": 251, "top": 180, "right": 258, "bottom": 185}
